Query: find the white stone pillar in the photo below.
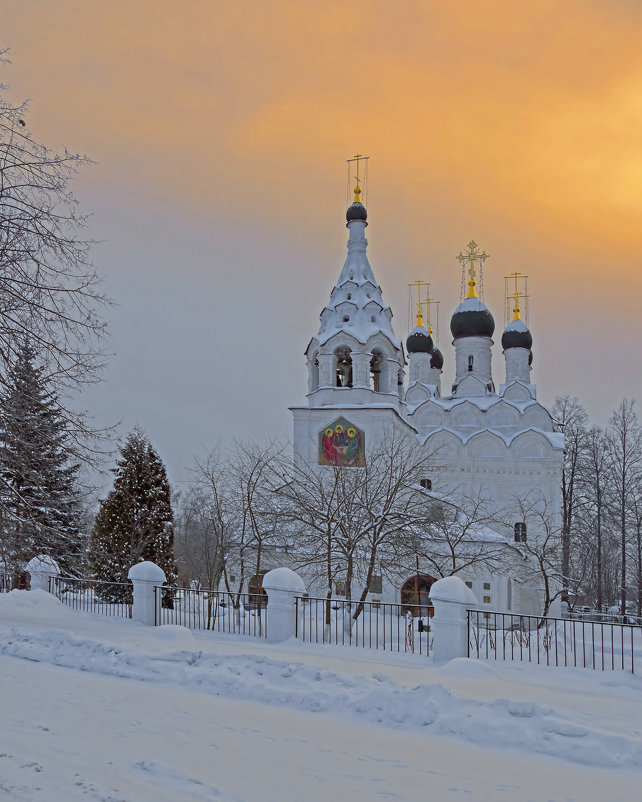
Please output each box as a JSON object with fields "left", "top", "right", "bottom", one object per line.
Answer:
{"left": 317, "top": 353, "right": 334, "bottom": 388}
{"left": 262, "top": 567, "right": 306, "bottom": 643}
{"left": 128, "top": 561, "right": 166, "bottom": 626}
{"left": 26, "top": 555, "right": 60, "bottom": 592}
{"left": 351, "top": 350, "right": 371, "bottom": 388}
{"left": 429, "top": 576, "right": 478, "bottom": 663}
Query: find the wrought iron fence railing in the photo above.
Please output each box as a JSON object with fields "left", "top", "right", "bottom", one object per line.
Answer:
{"left": 1, "top": 573, "right": 15, "bottom": 593}
{"left": 295, "top": 596, "right": 432, "bottom": 656}
{"left": 48, "top": 576, "right": 133, "bottom": 618}
{"left": 468, "top": 609, "right": 642, "bottom": 673}
{"left": 154, "top": 586, "right": 268, "bottom": 638}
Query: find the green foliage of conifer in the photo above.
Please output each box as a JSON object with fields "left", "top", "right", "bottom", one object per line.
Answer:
{"left": 89, "top": 428, "right": 177, "bottom": 596}
{"left": 0, "top": 342, "right": 84, "bottom": 574}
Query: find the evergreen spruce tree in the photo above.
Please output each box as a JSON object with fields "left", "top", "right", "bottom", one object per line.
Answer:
{"left": 90, "top": 428, "right": 177, "bottom": 598}
{"left": 0, "top": 342, "right": 84, "bottom": 575}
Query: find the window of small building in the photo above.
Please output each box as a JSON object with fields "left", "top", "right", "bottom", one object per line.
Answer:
{"left": 483, "top": 582, "right": 491, "bottom": 590}
{"left": 370, "top": 575, "right": 383, "bottom": 594}
{"left": 465, "top": 581, "right": 473, "bottom": 589}
{"left": 483, "top": 595, "right": 491, "bottom": 604}
{"left": 420, "top": 478, "right": 432, "bottom": 490}
{"left": 335, "top": 581, "right": 346, "bottom": 596}
{"left": 514, "top": 522, "right": 527, "bottom": 543}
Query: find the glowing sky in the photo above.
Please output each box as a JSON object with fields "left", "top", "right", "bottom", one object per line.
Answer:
{"left": 4, "top": 1, "right": 642, "bottom": 482}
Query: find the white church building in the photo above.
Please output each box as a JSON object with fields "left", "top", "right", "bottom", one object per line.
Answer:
{"left": 289, "top": 189, "right": 564, "bottom": 616}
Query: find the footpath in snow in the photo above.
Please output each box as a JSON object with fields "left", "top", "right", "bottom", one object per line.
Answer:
{"left": 1, "top": 589, "right": 642, "bottom": 801}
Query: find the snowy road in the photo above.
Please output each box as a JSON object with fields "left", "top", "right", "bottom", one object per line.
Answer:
{"left": 1, "top": 590, "right": 641, "bottom": 801}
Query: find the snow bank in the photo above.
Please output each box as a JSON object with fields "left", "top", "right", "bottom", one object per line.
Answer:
{"left": 1, "top": 590, "right": 642, "bottom": 773}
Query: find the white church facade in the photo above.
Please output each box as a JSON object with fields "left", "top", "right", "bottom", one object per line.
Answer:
{"left": 289, "top": 191, "right": 564, "bottom": 616}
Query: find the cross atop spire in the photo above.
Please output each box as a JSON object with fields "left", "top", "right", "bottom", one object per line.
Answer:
{"left": 457, "top": 240, "right": 489, "bottom": 299}
{"left": 347, "top": 154, "right": 369, "bottom": 204}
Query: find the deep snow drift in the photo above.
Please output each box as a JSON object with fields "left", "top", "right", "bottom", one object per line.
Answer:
{"left": 1, "top": 589, "right": 641, "bottom": 801}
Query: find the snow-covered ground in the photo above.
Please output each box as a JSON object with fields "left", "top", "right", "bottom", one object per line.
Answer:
{"left": 1, "top": 590, "right": 641, "bottom": 801}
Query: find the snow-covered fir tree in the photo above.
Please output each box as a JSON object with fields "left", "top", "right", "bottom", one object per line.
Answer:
{"left": 90, "top": 428, "right": 177, "bottom": 590}
{"left": 0, "top": 342, "right": 84, "bottom": 574}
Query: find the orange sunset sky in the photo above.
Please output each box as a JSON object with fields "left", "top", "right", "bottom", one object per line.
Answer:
{"left": 3, "top": 0, "right": 642, "bottom": 479}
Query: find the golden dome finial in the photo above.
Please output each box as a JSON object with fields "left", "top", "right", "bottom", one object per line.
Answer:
{"left": 353, "top": 184, "right": 362, "bottom": 204}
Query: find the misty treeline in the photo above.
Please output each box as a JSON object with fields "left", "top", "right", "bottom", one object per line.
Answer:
{"left": 0, "top": 51, "right": 109, "bottom": 579}
{"left": 556, "top": 395, "right": 642, "bottom": 616}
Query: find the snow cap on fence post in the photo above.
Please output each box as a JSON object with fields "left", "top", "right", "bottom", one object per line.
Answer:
{"left": 128, "top": 561, "right": 166, "bottom": 626}
{"left": 26, "top": 555, "right": 60, "bottom": 592}
{"left": 262, "top": 567, "right": 306, "bottom": 643}
{"left": 429, "top": 576, "right": 478, "bottom": 663}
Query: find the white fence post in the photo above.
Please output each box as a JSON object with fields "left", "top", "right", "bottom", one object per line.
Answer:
{"left": 26, "top": 555, "right": 60, "bottom": 592}
{"left": 262, "top": 567, "right": 306, "bottom": 643}
{"left": 128, "top": 561, "right": 166, "bottom": 626}
{"left": 429, "top": 576, "right": 478, "bottom": 663}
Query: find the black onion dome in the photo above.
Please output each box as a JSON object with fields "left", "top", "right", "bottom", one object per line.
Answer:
{"left": 406, "top": 326, "right": 433, "bottom": 354}
{"left": 450, "top": 297, "right": 495, "bottom": 340}
{"left": 346, "top": 202, "right": 367, "bottom": 223}
{"left": 501, "top": 319, "right": 533, "bottom": 351}
{"left": 430, "top": 348, "right": 444, "bottom": 370}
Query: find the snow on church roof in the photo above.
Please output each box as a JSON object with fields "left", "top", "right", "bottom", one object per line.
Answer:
{"left": 312, "top": 212, "right": 402, "bottom": 350}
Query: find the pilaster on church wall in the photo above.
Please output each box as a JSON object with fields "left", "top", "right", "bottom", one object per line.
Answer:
{"left": 351, "top": 351, "right": 371, "bottom": 388}
{"left": 317, "top": 353, "right": 334, "bottom": 388}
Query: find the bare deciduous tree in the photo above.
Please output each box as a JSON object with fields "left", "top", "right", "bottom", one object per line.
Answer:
{"left": 1, "top": 51, "right": 110, "bottom": 456}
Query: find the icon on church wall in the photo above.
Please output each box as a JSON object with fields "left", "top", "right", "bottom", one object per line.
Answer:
{"left": 318, "top": 417, "right": 365, "bottom": 467}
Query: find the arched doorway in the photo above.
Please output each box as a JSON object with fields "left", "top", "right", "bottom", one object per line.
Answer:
{"left": 401, "top": 574, "right": 436, "bottom": 617}
{"left": 247, "top": 571, "right": 269, "bottom": 609}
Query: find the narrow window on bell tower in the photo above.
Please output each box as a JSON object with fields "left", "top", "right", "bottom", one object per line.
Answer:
{"left": 468, "top": 355, "right": 474, "bottom": 372}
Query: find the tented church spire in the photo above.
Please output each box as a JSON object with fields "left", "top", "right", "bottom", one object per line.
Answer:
{"left": 304, "top": 157, "right": 404, "bottom": 405}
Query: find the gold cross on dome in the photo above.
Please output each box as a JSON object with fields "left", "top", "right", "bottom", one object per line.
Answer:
{"left": 408, "top": 279, "right": 429, "bottom": 327}
{"left": 457, "top": 240, "right": 489, "bottom": 298}
{"left": 347, "top": 153, "right": 369, "bottom": 203}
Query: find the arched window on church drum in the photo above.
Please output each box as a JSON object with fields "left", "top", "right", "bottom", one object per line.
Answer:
{"left": 514, "top": 522, "right": 527, "bottom": 542}
{"left": 334, "top": 346, "right": 353, "bottom": 387}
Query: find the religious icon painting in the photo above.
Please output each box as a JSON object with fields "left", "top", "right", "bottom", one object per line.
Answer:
{"left": 318, "top": 417, "right": 365, "bottom": 467}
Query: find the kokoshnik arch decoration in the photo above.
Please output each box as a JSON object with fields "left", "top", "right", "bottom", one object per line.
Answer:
{"left": 318, "top": 417, "right": 365, "bottom": 467}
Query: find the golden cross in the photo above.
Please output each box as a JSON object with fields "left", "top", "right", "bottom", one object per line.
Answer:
{"left": 457, "top": 240, "right": 489, "bottom": 298}
{"left": 347, "top": 154, "right": 369, "bottom": 203}
{"left": 424, "top": 295, "right": 440, "bottom": 338}
{"left": 408, "top": 279, "right": 429, "bottom": 327}
{"left": 505, "top": 271, "right": 529, "bottom": 321}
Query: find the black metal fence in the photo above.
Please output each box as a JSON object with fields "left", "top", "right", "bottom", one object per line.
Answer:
{"left": 1, "top": 574, "right": 14, "bottom": 593}
{"left": 154, "top": 586, "right": 268, "bottom": 638}
{"left": 48, "top": 576, "right": 133, "bottom": 618}
{"left": 295, "top": 596, "right": 432, "bottom": 656}
{"left": 468, "top": 609, "right": 642, "bottom": 673}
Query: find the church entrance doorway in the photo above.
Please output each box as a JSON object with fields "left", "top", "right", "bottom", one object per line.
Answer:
{"left": 401, "top": 574, "right": 436, "bottom": 617}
